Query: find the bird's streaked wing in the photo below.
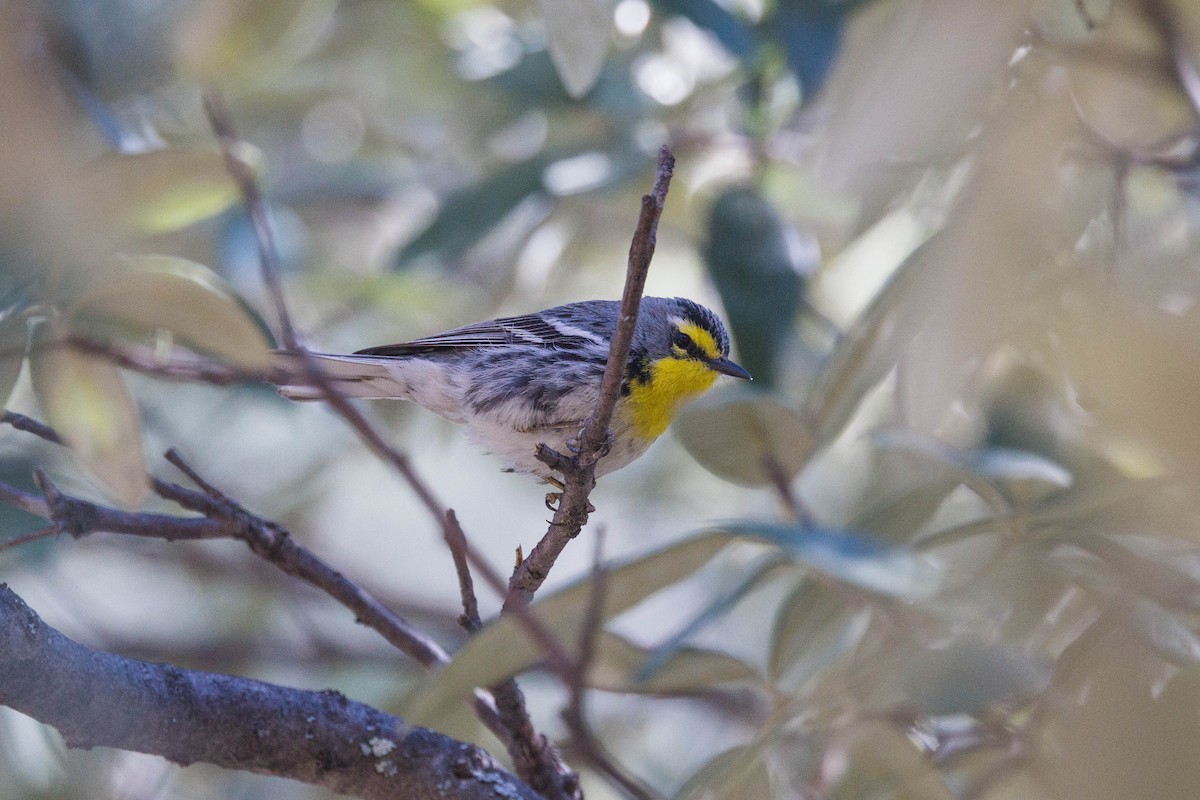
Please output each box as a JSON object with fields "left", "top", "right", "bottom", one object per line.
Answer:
{"left": 355, "top": 313, "right": 602, "bottom": 356}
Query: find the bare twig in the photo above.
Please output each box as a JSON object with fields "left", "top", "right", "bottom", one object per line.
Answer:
{"left": 492, "top": 678, "right": 580, "bottom": 800}
{"left": 0, "top": 524, "right": 58, "bottom": 551}
{"left": 578, "top": 149, "right": 674, "bottom": 457}
{"left": 440, "top": 512, "right": 583, "bottom": 799}
{"left": 473, "top": 146, "right": 676, "bottom": 800}
{"left": 560, "top": 534, "right": 657, "bottom": 800}
{"left": 1, "top": 410, "right": 63, "bottom": 443}
{"left": 0, "top": 478, "right": 50, "bottom": 518}
{"left": 157, "top": 449, "right": 451, "bottom": 668}
{"left": 508, "top": 146, "right": 676, "bottom": 606}
{"left": 762, "top": 454, "right": 811, "bottom": 524}
{"left": 443, "top": 509, "right": 483, "bottom": 633}
{"left": 203, "top": 91, "right": 298, "bottom": 350}
{"left": 202, "top": 97, "right": 573, "bottom": 795}
{"left": 458, "top": 535, "right": 578, "bottom": 682}
{"left": 575, "top": 531, "right": 608, "bottom": 689}
{"left": 66, "top": 335, "right": 270, "bottom": 385}
{"left": 8, "top": 458, "right": 452, "bottom": 669}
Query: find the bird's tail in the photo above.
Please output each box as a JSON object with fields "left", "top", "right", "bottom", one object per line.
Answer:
{"left": 271, "top": 352, "right": 411, "bottom": 401}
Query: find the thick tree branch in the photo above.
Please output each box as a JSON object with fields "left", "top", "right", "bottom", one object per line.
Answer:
{"left": 0, "top": 585, "right": 537, "bottom": 800}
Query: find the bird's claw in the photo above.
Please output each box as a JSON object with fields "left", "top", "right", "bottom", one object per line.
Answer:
{"left": 543, "top": 488, "right": 594, "bottom": 514}
{"left": 566, "top": 431, "right": 613, "bottom": 458}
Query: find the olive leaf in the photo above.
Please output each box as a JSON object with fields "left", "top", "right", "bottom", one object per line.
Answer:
{"left": 29, "top": 335, "right": 148, "bottom": 508}
{"left": 70, "top": 255, "right": 273, "bottom": 368}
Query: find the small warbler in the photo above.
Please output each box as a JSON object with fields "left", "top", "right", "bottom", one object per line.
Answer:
{"left": 277, "top": 297, "right": 751, "bottom": 481}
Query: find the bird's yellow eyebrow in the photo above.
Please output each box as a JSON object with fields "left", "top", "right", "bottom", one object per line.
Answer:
{"left": 676, "top": 321, "right": 720, "bottom": 359}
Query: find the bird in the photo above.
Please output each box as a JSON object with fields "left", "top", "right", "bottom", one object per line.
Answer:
{"left": 275, "top": 297, "right": 752, "bottom": 482}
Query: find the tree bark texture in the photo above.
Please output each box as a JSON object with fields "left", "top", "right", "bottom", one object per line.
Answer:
{"left": 0, "top": 585, "right": 538, "bottom": 800}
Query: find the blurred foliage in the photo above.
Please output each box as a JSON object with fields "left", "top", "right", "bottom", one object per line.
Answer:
{"left": 6, "top": 0, "right": 1200, "bottom": 799}
{"left": 703, "top": 185, "right": 811, "bottom": 387}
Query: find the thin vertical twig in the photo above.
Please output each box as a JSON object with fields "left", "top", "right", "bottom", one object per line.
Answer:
{"left": 443, "top": 509, "right": 482, "bottom": 633}
{"left": 510, "top": 146, "right": 676, "bottom": 605}
{"left": 203, "top": 92, "right": 298, "bottom": 350}
{"left": 561, "top": 531, "right": 657, "bottom": 800}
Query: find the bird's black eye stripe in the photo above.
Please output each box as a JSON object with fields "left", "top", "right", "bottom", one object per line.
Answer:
{"left": 671, "top": 329, "right": 691, "bottom": 350}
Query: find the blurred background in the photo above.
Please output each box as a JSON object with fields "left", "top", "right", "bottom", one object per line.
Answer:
{"left": 5, "top": 0, "right": 1200, "bottom": 798}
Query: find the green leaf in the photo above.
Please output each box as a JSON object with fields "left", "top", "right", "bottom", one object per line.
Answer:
{"left": 1123, "top": 597, "right": 1200, "bottom": 667}
{"left": 70, "top": 255, "right": 274, "bottom": 368}
{"left": 1031, "top": 0, "right": 1113, "bottom": 44}
{"left": 395, "top": 156, "right": 551, "bottom": 268}
{"left": 403, "top": 532, "right": 731, "bottom": 726}
{"left": 639, "top": 554, "right": 792, "bottom": 680}
{"left": 851, "top": 473, "right": 964, "bottom": 543}
{"left": 175, "top": 0, "right": 338, "bottom": 84}
{"left": 534, "top": 0, "right": 613, "bottom": 98}
{"left": 1063, "top": 533, "right": 1200, "bottom": 613}
{"left": 803, "top": 237, "right": 938, "bottom": 444}
{"left": 674, "top": 389, "right": 813, "bottom": 486}
{"left": 704, "top": 186, "right": 809, "bottom": 388}
{"left": 588, "top": 631, "right": 761, "bottom": 694}
{"left": 972, "top": 448, "right": 1072, "bottom": 505}
{"left": 29, "top": 339, "right": 148, "bottom": 507}
{"left": 1052, "top": 550, "right": 1200, "bottom": 667}
{"left": 718, "top": 522, "right": 941, "bottom": 599}
{"left": 872, "top": 430, "right": 1072, "bottom": 507}
{"left": 768, "top": 579, "right": 870, "bottom": 684}
{"left": 673, "top": 745, "right": 772, "bottom": 800}
{"left": 900, "top": 638, "right": 1048, "bottom": 715}
{"left": 82, "top": 149, "right": 243, "bottom": 235}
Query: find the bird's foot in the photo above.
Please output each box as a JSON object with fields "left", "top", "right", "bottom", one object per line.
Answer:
{"left": 566, "top": 431, "right": 613, "bottom": 458}
{"left": 543, "top": 477, "right": 594, "bottom": 514}
{"left": 544, "top": 476, "right": 565, "bottom": 512}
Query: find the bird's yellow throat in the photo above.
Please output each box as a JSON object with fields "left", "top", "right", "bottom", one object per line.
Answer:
{"left": 626, "top": 321, "right": 722, "bottom": 439}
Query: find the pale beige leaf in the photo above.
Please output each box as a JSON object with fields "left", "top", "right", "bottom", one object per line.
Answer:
{"left": 534, "top": 0, "right": 614, "bottom": 98}
{"left": 587, "top": 631, "right": 760, "bottom": 694}
{"left": 675, "top": 389, "right": 812, "bottom": 486}
{"left": 30, "top": 345, "right": 148, "bottom": 507}
{"left": 175, "top": 0, "right": 338, "bottom": 84}
{"left": 71, "top": 255, "right": 272, "bottom": 368}
{"left": 81, "top": 150, "right": 242, "bottom": 235}
{"left": 673, "top": 745, "right": 772, "bottom": 800}
{"left": 831, "top": 724, "right": 954, "bottom": 800}
{"left": 403, "top": 532, "right": 731, "bottom": 726}
{"left": 0, "top": 311, "right": 26, "bottom": 409}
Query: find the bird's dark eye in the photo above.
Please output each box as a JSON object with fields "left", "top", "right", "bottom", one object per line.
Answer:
{"left": 671, "top": 330, "right": 692, "bottom": 351}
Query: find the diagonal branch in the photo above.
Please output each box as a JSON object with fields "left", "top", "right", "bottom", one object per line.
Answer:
{"left": 201, "top": 92, "right": 581, "bottom": 795}
{"left": 12, "top": 463, "right": 451, "bottom": 669}
{"left": 0, "top": 586, "right": 537, "bottom": 800}
{"left": 1, "top": 410, "right": 63, "bottom": 443}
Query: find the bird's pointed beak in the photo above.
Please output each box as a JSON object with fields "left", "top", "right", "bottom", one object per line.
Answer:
{"left": 706, "top": 355, "right": 753, "bottom": 380}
